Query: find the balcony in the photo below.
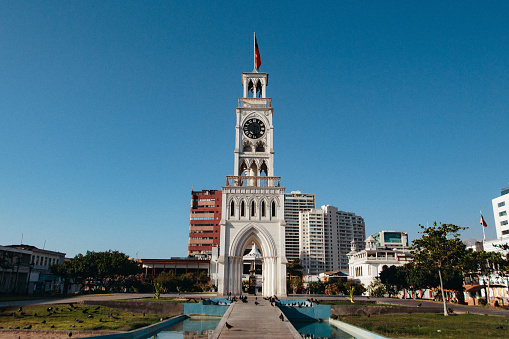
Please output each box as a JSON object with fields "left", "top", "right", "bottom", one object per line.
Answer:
{"left": 226, "top": 175, "right": 281, "bottom": 187}
{"left": 238, "top": 98, "right": 271, "bottom": 108}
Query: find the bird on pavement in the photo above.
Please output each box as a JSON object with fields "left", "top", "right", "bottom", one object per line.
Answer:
{"left": 254, "top": 301, "right": 259, "bottom": 305}
{"left": 279, "top": 313, "right": 284, "bottom": 321}
{"left": 68, "top": 332, "right": 72, "bottom": 337}
{"left": 417, "top": 303, "right": 422, "bottom": 307}
{"left": 225, "top": 322, "right": 233, "bottom": 329}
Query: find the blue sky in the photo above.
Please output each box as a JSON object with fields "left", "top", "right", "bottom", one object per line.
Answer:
{"left": 1, "top": 1, "right": 508, "bottom": 258}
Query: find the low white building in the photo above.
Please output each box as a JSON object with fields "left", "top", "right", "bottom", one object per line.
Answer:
{"left": 492, "top": 186, "right": 509, "bottom": 238}
{"left": 347, "top": 235, "right": 412, "bottom": 289}
{"left": 0, "top": 244, "right": 66, "bottom": 294}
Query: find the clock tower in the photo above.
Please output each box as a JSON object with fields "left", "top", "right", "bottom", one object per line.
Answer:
{"left": 216, "top": 70, "right": 287, "bottom": 297}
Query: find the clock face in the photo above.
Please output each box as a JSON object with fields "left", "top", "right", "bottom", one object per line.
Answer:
{"left": 243, "top": 118, "right": 266, "bottom": 139}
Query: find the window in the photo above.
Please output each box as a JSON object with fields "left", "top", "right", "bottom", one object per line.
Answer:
{"left": 500, "top": 211, "right": 507, "bottom": 217}
{"left": 261, "top": 201, "right": 266, "bottom": 217}
{"left": 241, "top": 201, "right": 245, "bottom": 217}
{"left": 499, "top": 201, "right": 506, "bottom": 208}
{"left": 502, "top": 220, "right": 509, "bottom": 226}
{"left": 502, "top": 230, "right": 509, "bottom": 235}
{"left": 230, "top": 201, "right": 235, "bottom": 217}
{"left": 271, "top": 201, "right": 276, "bottom": 217}
{"left": 251, "top": 201, "right": 256, "bottom": 217}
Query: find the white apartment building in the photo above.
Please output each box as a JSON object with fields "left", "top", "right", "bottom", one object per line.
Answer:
{"left": 299, "top": 205, "right": 365, "bottom": 274}
{"left": 284, "top": 191, "right": 315, "bottom": 260}
{"left": 492, "top": 186, "right": 509, "bottom": 238}
{"left": 299, "top": 208, "right": 325, "bottom": 275}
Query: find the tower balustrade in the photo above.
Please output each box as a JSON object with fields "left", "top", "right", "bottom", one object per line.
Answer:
{"left": 226, "top": 175, "right": 281, "bottom": 187}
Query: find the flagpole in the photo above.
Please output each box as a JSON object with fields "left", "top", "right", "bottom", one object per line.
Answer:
{"left": 253, "top": 32, "right": 256, "bottom": 70}
{"left": 481, "top": 210, "right": 486, "bottom": 243}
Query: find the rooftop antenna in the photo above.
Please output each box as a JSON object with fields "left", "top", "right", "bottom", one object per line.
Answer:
{"left": 21, "top": 233, "right": 23, "bottom": 245}
{"left": 43, "top": 240, "right": 46, "bottom": 250}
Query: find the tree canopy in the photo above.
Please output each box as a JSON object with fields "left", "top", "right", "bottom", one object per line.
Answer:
{"left": 411, "top": 222, "right": 468, "bottom": 316}
{"left": 51, "top": 250, "right": 141, "bottom": 293}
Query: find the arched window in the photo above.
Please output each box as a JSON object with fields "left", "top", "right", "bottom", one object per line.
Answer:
{"left": 261, "top": 201, "right": 266, "bottom": 217}
{"left": 230, "top": 200, "right": 235, "bottom": 217}
{"left": 251, "top": 201, "right": 256, "bottom": 217}
{"left": 241, "top": 201, "right": 245, "bottom": 217}
{"left": 271, "top": 201, "right": 276, "bottom": 217}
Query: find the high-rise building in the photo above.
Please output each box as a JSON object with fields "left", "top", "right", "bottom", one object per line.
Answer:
{"left": 299, "top": 204, "right": 365, "bottom": 274}
{"left": 284, "top": 191, "right": 315, "bottom": 260}
{"left": 188, "top": 189, "right": 222, "bottom": 258}
{"left": 299, "top": 208, "right": 325, "bottom": 275}
{"left": 492, "top": 186, "right": 509, "bottom": 239}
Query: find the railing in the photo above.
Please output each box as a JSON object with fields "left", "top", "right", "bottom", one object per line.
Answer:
{"left": 238, "top": 98, "right": 271, "bottom": 108}
{"left": 226, "top": 176, "right": 281, "bottom": 187}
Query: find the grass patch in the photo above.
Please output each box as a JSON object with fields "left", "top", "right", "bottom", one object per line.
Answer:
{"left": 337, "top": 313, "right": 509, "bottom": 338}
{"left": 0, "top": 303, "right": 172, "bottom": 331}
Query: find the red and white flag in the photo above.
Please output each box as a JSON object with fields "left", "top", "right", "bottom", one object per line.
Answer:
{"left": 480, "top": 214, "right": 488, "bottom": 228}
{"left": 255, "top": 35, "right": 261, "bottom": 71}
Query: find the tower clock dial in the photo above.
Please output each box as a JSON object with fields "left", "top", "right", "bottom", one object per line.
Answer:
{"left": 243, "top": 118, "right": 265, "bottom": 139}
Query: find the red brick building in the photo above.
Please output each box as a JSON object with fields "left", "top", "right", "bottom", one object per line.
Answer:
{"left": 187, "top": 189, "right": 222, "bottom": 258}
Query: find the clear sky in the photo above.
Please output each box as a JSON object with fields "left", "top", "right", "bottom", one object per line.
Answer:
{"left": 1, "top": 1, "right": 508, "bottom": 259}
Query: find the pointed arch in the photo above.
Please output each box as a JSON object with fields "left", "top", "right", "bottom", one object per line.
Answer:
{"left": 240, "top": 200, "right": 246, "bottom": 217}
{"left": 260, "top": 161, "right": 268, "bottom": 176}
{"left": 261, "top": 200, "right": 266, "bottom": 217}
{"left": 251, "top": 200, "right": 256, "bottom": 217}
{"left": 239, "top": 161, "right": 248, "bottom": 176}
{"left": 229, "top": 223, "right": 278, "bottom": 258}
{"left": 271, "top": 200, "right": 276, "bottom": 217}
{"left": 230, "top": 200, "right": 235, "bottom": 217}
{"left": 247, "top": 80, "right": 255, "bottom": 97}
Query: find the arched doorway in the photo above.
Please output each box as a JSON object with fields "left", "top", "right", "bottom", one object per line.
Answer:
{"left": 221, "top": 223, "right": 281, "bottom": 297}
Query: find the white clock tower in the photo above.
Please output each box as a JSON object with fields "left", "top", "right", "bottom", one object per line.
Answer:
{"left": 216, "top": 70, "right": 287, "bottom": 297}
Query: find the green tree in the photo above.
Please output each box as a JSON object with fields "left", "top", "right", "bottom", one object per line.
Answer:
{"left": 367, "top": 278, "right": 387, "bottom": 297}
{"left": 411, "top": 222, "right": 467, "bottom": 316}
{"left": 51, "top": 250, "right": 141, "bottom": 293}
{"left": 154, "top": 271, "right": 178, "bottom": 293}
{"left": 306, "top": 281, "right": 325, "bottom": 294}
{"left": 287, "top": 258, "right": 304, "bottom": 277}
{"left": 379, "top": 265, "right": 408, "bottom": 297}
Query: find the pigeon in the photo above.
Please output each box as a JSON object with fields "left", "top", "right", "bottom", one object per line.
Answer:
{"left": 47, "top": 307, "right": 52, "bottom": 312}
{"left": 18, "top": 307, "right": 22, "bottom": 312}
{"left": 42, "top": 320, "right": 46, "bottom": 324}
{"left": 417, "top": 303, "right": 422, "bottom": 307}
{"left": 254, "top": 301, "right": 259, "bottom": 305}
{"left": 50, "top": 325, "right": 55, "bottom": 328}
{"left": 279, "top": 313, "right": 284, "bottom": 321}
{"left": 68, "top": 332, "right": 73, "bottom": 337}
{"left": 23, "top": 324, "right": 32, "bottom": 329}
{"left": 225, "top": 322, "right": 233, "bottom": 329}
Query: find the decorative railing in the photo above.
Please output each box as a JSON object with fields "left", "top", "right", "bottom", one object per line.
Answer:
{"left": 238, "top": 98, "right": 271, "bottom": 108}
{"left": 226, "top": 176, "right": 281, "bottom": 188}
